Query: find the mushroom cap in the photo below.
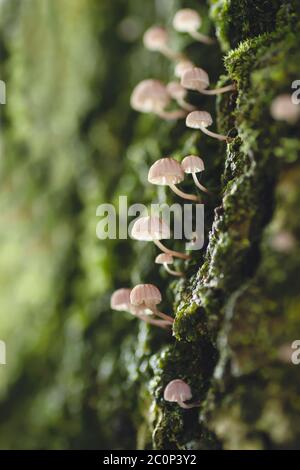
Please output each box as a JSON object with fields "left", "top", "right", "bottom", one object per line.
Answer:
{"left": 143, "top": 26, "right": 169, "bottom": 51}
{"left": 270, "top": 94, "right": 300, "bottom": 124}
{"left": 155, "top": 253, "right": 174, "bottom": 265}
{"left": 182, "top": 155, "right": 205, "bottom": 174}
{"left": 131, "top": 215, "right": 170, "bottom": 241}
{"left": 110, "top": 288, "right": 132, "bottom": 311}
{"left": 164, "top": 379, "right": 192, "bottom": 403}
{"left": 174, "top": 60, "right": 194, "bottom": 79}
{"left": 166, "top": 81, "right": 187, "bottom": 100}
{"left": 173, "top": 9, "right": 201, "bottom": 33}
{"left": 181, "top": 67, "right": 209, "bottom": 91}
{"left": 130, "top": 79, "right": 170, "bottom": 113}
{"left": 130, "top": 284, "right": 162, "bottom": 308}
{"left": 148, "top": 157, "right": 185, "bottom": 186}
{"left": 186, "top": 110, "right": 213, "bottom": 129}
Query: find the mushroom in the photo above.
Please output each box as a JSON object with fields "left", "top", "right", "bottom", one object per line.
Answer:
{"left": 110, "top": 288, "right": 170, "bottom": 328}
{"left": 174, "top": 59, "right": 194, "bottom": 79}
{"left": 155, "top": 253, "right": 184, "bottom": 277}
{"left": 166, "top": 81, "right": 195, "bottom": 111}
{"left": 130, "top": 284, "right": 174, "bottom": 324}
{"left": 163, "top": 379, "right": 200, "bottom": 409}
{"left": 130, "top": 79, "right": 186, "bottom": 120}
{"left": 148, "top": 157, "right": 200, "bottom": 202}
{"left": 270, "top": 94, "right": 300, "bottom": 124}
{"left": 181, "top": 155, "right": 210, "bottom": 194}
{"left": 173, "top": 9, "right": 214, "bottom": 45}
{"left": 181, "top": 67, "right": 235, "bottom": 96}
{"left": 143, "top": 26, "right": 182, "bottom": 61}
{"left": 186, "top": 110, "right": 228, "bottom": 142}
{"left": 131, "top": 215, "right": 190, "bottom": 260}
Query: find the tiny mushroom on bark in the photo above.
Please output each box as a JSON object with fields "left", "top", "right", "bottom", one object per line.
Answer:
{"left": 131, "top": 215, "right": 190, "bottom": 260}
{"left": 181, "top": 155, "right": 210, "bottom": 194}
{"left": 130, "top": 79, "right": 185, "bottom": 120}
{"left": 186, "top": 110, "right": 228, "bottom": 142}
{"left": 110, "top": 288, "right": 170, "bottom": 328}
{"left": 148, "top": 157, "right": 200, "bottom": 202}
{"left": 130, "top": 284, "right": 174, "bottom": 324}
{"left": 166, "top": 81, "right": 195, "bottom": 111}
{"left": 143, "top": 25, "right": 182, "bottom": 61}
{"left": 155, "top": 253, "right": 184, "bottom": 277}
{"left": 163, "top": 379, "right": 200, "bottom": 409}
{"left": 173, "top": 9, "right": 214, "bottom": 45}
{"left": 181, "top": 67, "right": 235, "bottom": 96}
{"left": 174, "top": 59, "right": 194, "bottom": 79}
{"left": 270, "top": 94, "right": 300, "bottom": 124}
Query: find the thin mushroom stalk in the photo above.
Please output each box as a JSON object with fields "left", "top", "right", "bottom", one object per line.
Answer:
{"left": 198, "top": 124, "right": 228, "bottom": 141}
{"left": 148, "top": 305, "right": 174, "bottom": 324}
{"left": 169, "top": 182, "right": 200, "bottom": 201}
{"left": 186, "top": 111, "right": 230, "bottom": 142}
{"left": 191, "top": 172, "right": 210, "bottom": 193}
{"left": 177, "top": 400, "right": 201, "bottom": 409}
{"left": 189, "top": 30, "right": 215, "bottom": 45}
{"left": 199, "top": 83, "right": 235, "bottom": 95}
{"left": 137, "top": 312, "right": 171, "bottom": 329}
{"left": 154, "top": 239, "right": 191, "bottom": 260}
{"left": 158, "top": 109, "right": 187, "bottom": 120}
{"left": 164, "top": 263, "right": 184, "bottom": 277}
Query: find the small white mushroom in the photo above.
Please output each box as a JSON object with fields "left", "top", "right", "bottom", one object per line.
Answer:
{"left": 131, "top": 215, "right": 190, "bottom": 260}
{"left": 270, "top": 94, "right": 300, "bottom": 124}
{"left": 130, "top": 283, "right": 174, "bottom": 324}
{"left": 173, "top": 9, "right": 214, "bottom": 45}
{"left": 167, "top": 81, "right": 195, "bottom": 111}
{"left": 181, "top": 67, "right": 235, "bottom": 96}
{"left": 155, "top": 253, "right": 184, "bottom": 277}
{"left": 148, "top": 157, "right": 200, "bottom": 202}
{"left": 186, "top": 110, "right": 228, "bottom": 142}
{"left": 130, "top": 79, "right": 186, "bottom": 120}
{"left": 110, "top": 288, "right": 169, "bottom": 328}
{"left": 164, "top": 379, "right": 200, "bottom": 409}
{"left": 143, "top": 25, "right": 182, "bottom": 61}
{"left": 181, "top": 155, "right": 210, "bottom": 194}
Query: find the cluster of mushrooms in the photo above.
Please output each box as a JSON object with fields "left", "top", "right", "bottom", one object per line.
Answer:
{"left": 109, "top": 8, "right": 227, "bottom": 410}
{"left": 109, "top": 8, "right": 299, "bottom": 410}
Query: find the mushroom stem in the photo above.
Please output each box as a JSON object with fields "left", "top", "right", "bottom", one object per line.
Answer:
{"left": 169, "top": 182, "right": 200, "bottom": 201}
{"left": 157, "top": 109, "right": 187, "bottom": 120}
{"left": 192, "top": 172, "right": 210, "bottom": 194}
{"left": 199, "top": 125, "right": 228, "bottom": 142}
{"left": 199, "top": 84, "right": 235, "bottom": 95}
{"left": 164, "top": 263, "right": 184, "bottom": 277}
{"left": 160, "top": 46, "right": 183, "bottom": 62}
{"left": 190, "top": 31, "right": 215, "bottom": 44}
{"left": 178, "top": 98, "right": 196, "bottom": 112}
{"left": 154, "top": 239, "right": 191, "bottom": 260}
{"left": 139, "top": 313, "right": 171, "bottom": 329}
{"left": 178, "top": 400, "right": 200, "bottom": 409}
{"left": 150, "top": 306, "right": 174, "bottom": 324}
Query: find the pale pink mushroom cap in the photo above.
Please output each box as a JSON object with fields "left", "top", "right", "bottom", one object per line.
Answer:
{"left": 270, "top": 94, "right": 300, "bottom": 124}
{"left": 182, "top": 155, "right": 205, "bottom": 174}
{"left": 131, "top": 215, "right": 171, "bottom": 241}
{"left": 143, "top": 26, "right": 169, "bottom": 51}
{"left": 110, "top": 288, "right": 132, "bottom": 311}
{"left": 148, "top": 157, "right": 185, "bottom": 186}
{"left": 174, "top": 60, "right": 194, "bottom": 79}
{"left": 166, "top": 81, "right": 187, "bottom": 100}
{"left": 186, "top": 110, "right": 213, "bottom": 129}
{"left": 155, "top": 253, "right": 174, "bottom": 265}
{"left": 181, "top": 67, "right": 209, "bottom": 91}
{"left": 164, "top": 379, "right": 192, "bottom": 403}
{"left": 173, "top": 9, "right": 201, "bottom": 33}
{"left": 130, "top": 79, "right": 170, "bottom": 113}
{"left": 130, "top": 284, "right": 162, "bottom": 308}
